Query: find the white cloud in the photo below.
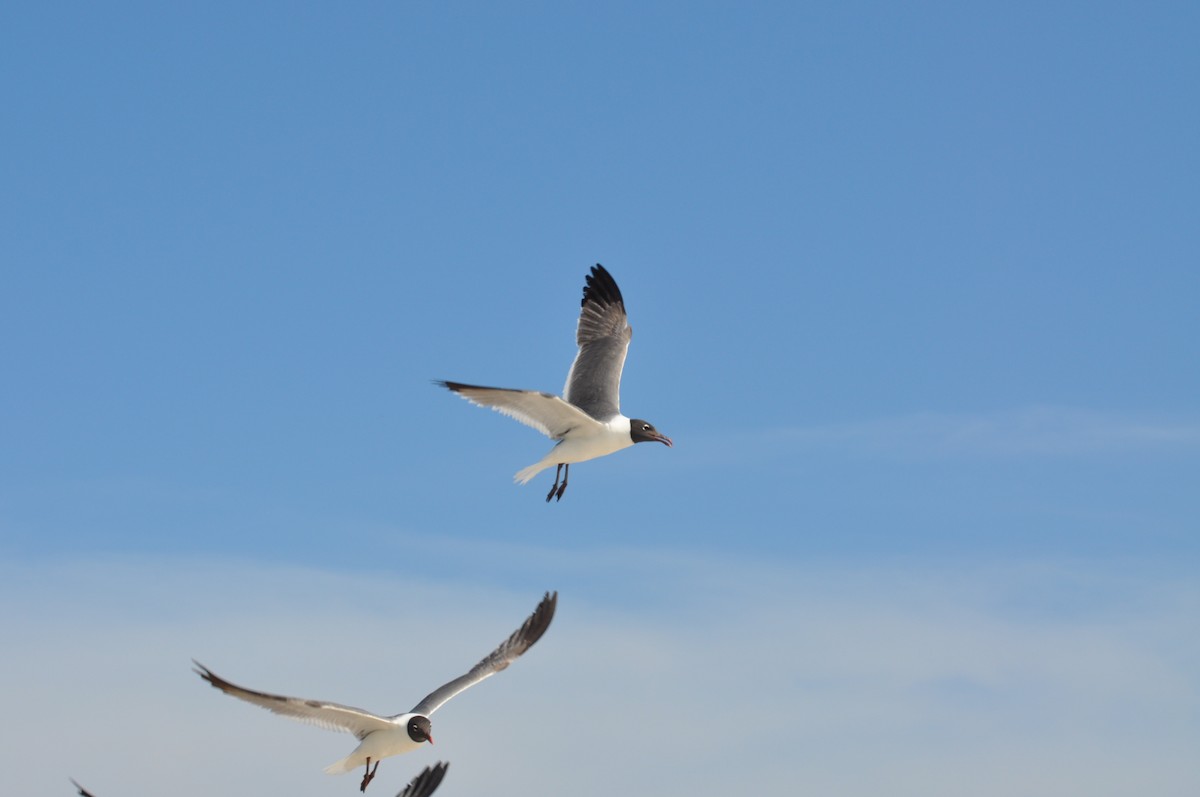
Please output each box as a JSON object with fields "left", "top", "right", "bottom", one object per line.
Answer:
{"left": 2, "top": 549, "right": 1197, "bottom": 797}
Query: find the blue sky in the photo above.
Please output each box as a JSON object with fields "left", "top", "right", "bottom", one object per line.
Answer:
{"left": 2, "top": 3, "right": 1198, "bottom": 795}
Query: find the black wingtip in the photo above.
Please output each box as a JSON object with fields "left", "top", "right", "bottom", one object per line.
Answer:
{"left": 399, "top": 762, "right": 451, "bottom": 797}
{"left": 521, "top": 590, "right": 558, "bottom": 649}
{"left": 70, "top": 779, "right": 96, "bottom": 797}
{"left": 436, "top": 380, "right": 525, "bottom": 396}
{"left": 582, "top": 264, "right": 624, "bottom": 310}
{"left": 192, "top": 660, "right": 228, "bottom": 691}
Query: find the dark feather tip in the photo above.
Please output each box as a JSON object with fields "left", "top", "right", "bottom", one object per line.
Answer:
{"left": 399, "top": 762, "right": 451, "bottom": 797}
{"left": 70, "top": 779, "right": 96, "bottom": 797}
{"left": 521, "top": 590, "right": 558, "bottom": 648}
{"left": 582, "top": 264, "right": 625, "bottom": 310}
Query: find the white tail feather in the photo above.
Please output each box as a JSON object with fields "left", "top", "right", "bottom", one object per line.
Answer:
{"left": 324, "top": 755, "right": 359, "bottom": 775}
{"left": 514, "top": 461, "right": 550, "bottom": 484}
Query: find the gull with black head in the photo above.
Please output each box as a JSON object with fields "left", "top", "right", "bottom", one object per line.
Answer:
{"left": 438, "top": 264, "right": 672, "bottom": 501}
{"left": 194, "top": 592, "right": 556, "bottom": 792}
{"left": 67, "top": 763, "right": 450, "bottom": 797}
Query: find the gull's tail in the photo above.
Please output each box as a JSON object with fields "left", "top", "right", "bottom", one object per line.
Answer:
{"left": 514, "top": 461, "right": 551, "bottom": 485}
{"left": 324, "top": 754, "right": 361, "bottom": 775}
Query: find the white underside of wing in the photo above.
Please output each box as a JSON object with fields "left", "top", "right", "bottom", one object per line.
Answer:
{"left": 407, "top": 591, "right": 558, "bottom": 716}
{"left": 234, "top": 692, "right": 396, "bottom": 738}
{"left": 450, "top": 387, "right": 603, "bottom": 439}
{"left": 254, "top": 699, "right": 397, "bottom": 738}
{"left": 196, "top": 663, "right": 397, "bottom": 739}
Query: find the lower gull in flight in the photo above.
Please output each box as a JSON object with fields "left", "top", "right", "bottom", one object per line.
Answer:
{"left": 69, "top": 780, "right": 97, "bottom": 797}
{"left": 195, "top": 592, "right": 556, "bottom": 792}
{"left": 438, "top": 264, "right": 672, "bottom": 502}
{"left": 394, "top": 762, "right": 450, "bottom": 797}
{"left": 68, "top": 763, "right": 450, "bottom": 797}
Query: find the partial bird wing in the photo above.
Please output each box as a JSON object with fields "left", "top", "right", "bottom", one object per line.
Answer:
{"left": 396, "top": 762, "right": 450, "bottom": 797}
{"left": 408, "top": 591, "right": 557, "bottom": 716}
{"left": 70, "top": 779, "right": 97, "bottom": 797}
{"left": 194, "top": 661, "right": 397, "bottom": 740}
{"left": 436, "top": 382, "right": 601, "bottom": 439}
{"left": 564, "top": 265, "right": 632, "bottom": 421}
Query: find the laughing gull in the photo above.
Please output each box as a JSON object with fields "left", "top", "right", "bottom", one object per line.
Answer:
{"left": 438, "top": 264, "right": 672, "bottom": 501}
{"left": 67, "top": 763, "right": 450, "bottom": 797}
{"left": 194, "top": 592, "right": 556, "bottom": 792}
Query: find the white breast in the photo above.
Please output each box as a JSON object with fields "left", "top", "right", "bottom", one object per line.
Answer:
{"left": 554, "top": 416, "right": 633, "bottom": 463}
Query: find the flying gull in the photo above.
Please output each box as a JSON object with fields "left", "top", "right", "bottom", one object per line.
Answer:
{"left": 67, "top": 763, "right": 449, "bottom": 797}
{"left": 438, "top": 264, "right": 672, "bottom": 501}
{"left": 195, "top": 592, "right": 556, "bottom": 792}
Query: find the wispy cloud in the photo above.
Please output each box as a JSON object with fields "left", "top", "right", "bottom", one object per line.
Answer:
{"left": 4, "top": 547, "right": 1197, "bottom": 797}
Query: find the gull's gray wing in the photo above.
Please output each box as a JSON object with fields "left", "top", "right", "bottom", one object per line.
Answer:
{"left": 563, "top": 264, "right": 632, "bottom": 421}
{"left": 408, "top": 591, "right": 557, "bottom": 717}
{"left": 436, "top": 382, "right": 601, "bottom": 439}
{"left": 70, "top": 780, "right": 97, "bottom": 797}
{"left": 194, "top": 661, "right": 396, "bottom": 740}
{"left": 396, "top": 762, "right": 450, "bottom": 797}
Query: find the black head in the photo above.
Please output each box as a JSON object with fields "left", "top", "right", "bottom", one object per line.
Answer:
{"left": 629, "top": 419, "right": 673, "bottom": 447}
{"left": 408, "top": 715, "right": 434, "bottom": 744}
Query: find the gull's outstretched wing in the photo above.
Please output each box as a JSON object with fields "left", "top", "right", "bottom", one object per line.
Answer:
{"left": 396, "top": 762, "right": 450, "bottom": 797}
{"left": 563, "top": 264, "right": 632, "bottom": 421}
{"left": 70, "top": 780, "right": 98, "bottom": 797}
{"left": 194, "top": 662, "right": 397, "bottom": 740}
{"left": 436, "top": 382, "right": 600, "bottom": 439}
{"left": 408, "top": 591, "right": 557, "bottom": 717}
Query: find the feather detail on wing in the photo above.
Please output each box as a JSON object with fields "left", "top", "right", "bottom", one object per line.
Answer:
{"left": 563, "top": 264, "right": 632, "bottom": 420}
{"left": 193, "top": 661, "right": 396, "bottom": 740}
{"left": 408, "top": 591, "right": 557, "bottom": 716}
{"left": 70, "top": 780, "right": 98, "bottom": 797}
{"left": 436, "top": 381, "right": 600, "bottom": 439}
{"left": 398, "top": 762, "right": 450, "bottom": 797}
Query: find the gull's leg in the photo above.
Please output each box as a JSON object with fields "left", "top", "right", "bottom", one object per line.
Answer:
{"left": 554, "top": 463, "right": 569, "bottom": 502}
{"left": 545, "top": 463, "right": 563, "bottom": 503}
{"left": 360, "top": 758, "right": 380, "bottom": 792}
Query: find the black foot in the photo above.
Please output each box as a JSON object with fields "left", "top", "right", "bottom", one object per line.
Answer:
{"left": 546, "top": 463, "right": 565, "bottom": 502}
{"left": 554, "top": 464, "right": 569, "bottom": 502}
{"left": 360, "top": 760, "right": 379, "bottom": 792}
